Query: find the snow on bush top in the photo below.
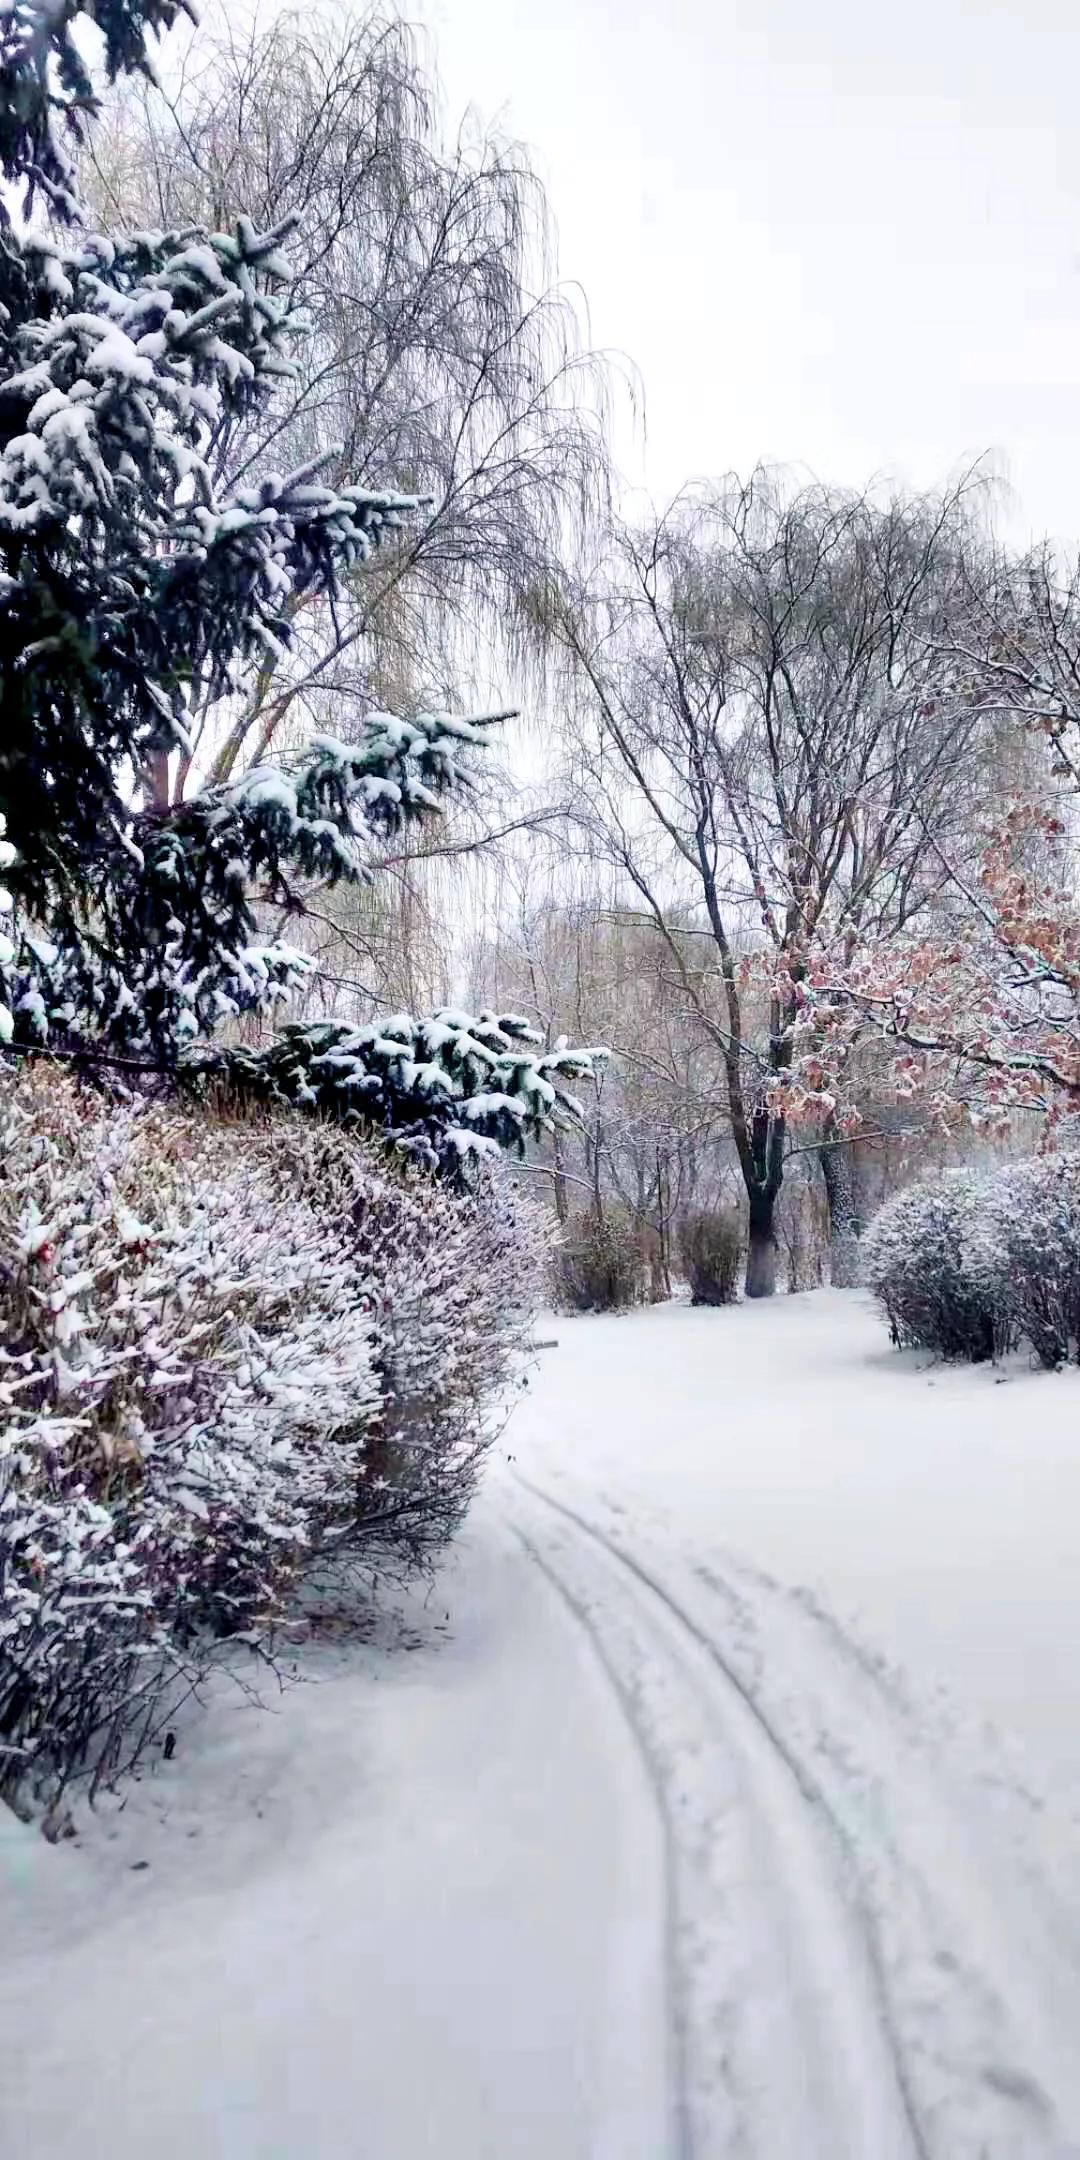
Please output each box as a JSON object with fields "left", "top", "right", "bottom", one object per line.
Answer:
{"left": 0, "top": 1064, "right": 547, "bottom": 1804}
{"left": 865, "top": 1153, "right": 1080, "bottom": 1368}
{"left": 861, "top": 1170, "right": 1004, "bottom": 1362}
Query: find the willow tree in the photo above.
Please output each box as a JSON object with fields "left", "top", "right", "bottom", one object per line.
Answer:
{"left": 0, "top": 0, "right": 600, "bottom": 1176}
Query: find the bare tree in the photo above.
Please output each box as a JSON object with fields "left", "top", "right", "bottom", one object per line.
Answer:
{"left": 545, "top": 470, "right": 996, "bottom": 1294}
{"left": 89, "top": 7, "right": 613, "bottom": 797}
{"left": 466, "top": 855, "right": 735, "bottom": 1283}
{"left": 942, "top": 536, "right": 1080, "bottom": 797}
{"left": 82, "top": 7, "right": 617, "bottom": 1039}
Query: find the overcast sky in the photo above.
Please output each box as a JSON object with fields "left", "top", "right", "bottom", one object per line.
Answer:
{"left": 424, "top": 0, "right": 1080, "bottom": 548}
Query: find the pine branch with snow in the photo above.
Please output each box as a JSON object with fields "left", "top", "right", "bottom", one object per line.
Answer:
{"left": 1, "top": 714, "right": 504, "bottom": 1058}
{"left": 0, "top": 2, "right": 596, "bottom": 1169}
{"left": 0, "top": 0, "right": 437, "bottom": 1057}
{"left": 190, "top": 1008, "right": 605, "bottom": 1178}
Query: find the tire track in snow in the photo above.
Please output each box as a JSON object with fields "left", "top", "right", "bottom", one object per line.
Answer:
{"left": 508, "top": 1517, "right": 696, "bottom": 2160}
{"left": 514, "top": 1471, "right": 1080, "bottom": 2159}
{"left": 683, "top": 1540, "right": 1080, "bottom": 2152}
{"left": 508, "top": 1472, "right": 927, "bottom": 2160}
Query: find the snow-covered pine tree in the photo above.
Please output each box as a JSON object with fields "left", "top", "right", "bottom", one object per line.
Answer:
{"left": 0, "top": 0, "right": 600, "bottom": 1171}
{"left": 194, "top": 1009, "right": 599, "bottom": 1175}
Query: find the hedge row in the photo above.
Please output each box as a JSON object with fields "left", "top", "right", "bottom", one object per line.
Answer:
{"left": 0, "top": 1068, "right": 541, "bottom": 1814}
{"left": 862, "top": 1156, "right": 1080, "bottom": 1367}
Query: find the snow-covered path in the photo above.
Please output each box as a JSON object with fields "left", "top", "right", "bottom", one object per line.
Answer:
{"left": 0, "top": 1514, "right": 670, "bottom": 2160}
{"left": 6, "top": 1291, "right": 1080, "bottom": 2156}
{"left": 505, "top": 1475, "right": 1080, "bottom": 2157}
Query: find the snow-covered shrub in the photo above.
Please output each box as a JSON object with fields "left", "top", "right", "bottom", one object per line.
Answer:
{"left": 679, "top": 1210, "right": 741, "bottom": 1306}
{"left": 553, "top": 1211, "right": 645, "bottom": 1313}
{"left": 264, "top": 1118, "right": 549, "bottom": 1564}
{"left": 979, "top": 1155, "right": 1080, "bottom": 1369}
{"left": 861, "top": 1170, "right": 1005, "bottom": 1361}
{"left": 0, "top": 1071, "right": 542, "bottom": 1808}
{"left": 0, "top": 1069, "right": 381, "bottom": 1801}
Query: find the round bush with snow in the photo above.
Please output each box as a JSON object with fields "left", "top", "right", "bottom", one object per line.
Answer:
{"left": 979, "top": 1155, "right": 1080, "bottom": 1369}
{"left": 861, "top": 1170, "right": 1004, "bottom": 1363}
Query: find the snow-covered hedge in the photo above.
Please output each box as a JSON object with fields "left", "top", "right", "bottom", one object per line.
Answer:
{"left": 978, "top": 1156, "right": 1080, "bottom": 1370}
{"left": 281, "top": 1116, "right": 544, "bottom": 1562}
{"left": 861, "top": 1170, "right": 1005, "bottom": 1362}
{"left": 863, "top": 1154, "right": 1080, "bottom": 1368}
{"left": 0, "top": 1070, "right": 542, "bottom": 1810}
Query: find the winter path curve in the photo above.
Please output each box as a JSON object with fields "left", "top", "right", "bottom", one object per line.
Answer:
{"left": 0, "top": 1512, "right": 670, "bottom": 2160}
{"left": 5, "top": 1291, "right": 1080, "bottom": 2156}
{"left": 506, "top": 1475, "right": 925, "bottom": 2160}
{"left": 498, "top": 1291, "right": 1080, "bottom": 2158}
{"left": 504, "top": 1467, "right": 1080, "bottom": 2157}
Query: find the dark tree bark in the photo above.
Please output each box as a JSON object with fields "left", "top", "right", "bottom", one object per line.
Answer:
{"left": 550, "top": 1127, "right": 569, "bottom": 1226}
{"left": 820, "top": 1122, "right": 862, "bottom": 1287}
{"left": 745, "top": 1188, "right": 779, "bottom": 1298}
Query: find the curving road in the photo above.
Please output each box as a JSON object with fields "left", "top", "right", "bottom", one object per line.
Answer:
{"left": 502, "top": 1427, "right": 1080, "bottom": 2159}
{"left": 6, "top": 1291, "right": 1080, "bottom": 2158}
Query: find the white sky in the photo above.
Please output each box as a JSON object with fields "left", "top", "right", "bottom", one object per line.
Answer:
{"left": 425, "top": 0, "right": 1080, "bottom": 549}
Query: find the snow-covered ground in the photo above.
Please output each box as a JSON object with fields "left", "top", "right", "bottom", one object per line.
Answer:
{"left": 5, "top": 1289, "right": 1080, "bottom": 2158}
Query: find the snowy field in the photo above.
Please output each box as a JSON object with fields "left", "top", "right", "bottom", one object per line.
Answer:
{"left": 5, "top": 1289, "right": 1080, "bottom": 2158}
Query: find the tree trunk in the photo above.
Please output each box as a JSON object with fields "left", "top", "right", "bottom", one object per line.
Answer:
{"left": 551, "top": 1129, "right": 569, "bottom": 1227}
{"left": 144, "top": 745, "right": 171, "bottom": 812}
{"left": 820, "top": 1129, "right": 862, "bottom": 1287}
{"left": 654, "top": 1148, "right": 672, "bottom": 1300}
{"left": 744, "top": 1190, "right": 779, "bottom": 1298}
{"left": 589, "top": 1116, "right": 604, "bottom": 1225}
